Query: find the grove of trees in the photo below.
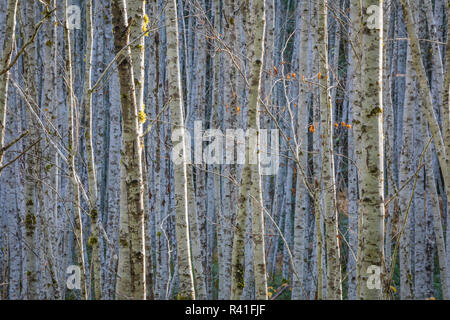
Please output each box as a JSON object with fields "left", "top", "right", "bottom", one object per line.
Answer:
{"left": 0, "top": 0, "right": 449, "bottom": 300}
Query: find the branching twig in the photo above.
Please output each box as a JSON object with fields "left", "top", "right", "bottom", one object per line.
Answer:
{"left": 0, "top": 138, "right": 41, "bottom": 173}
{"left": 0, "top": 130, "right": 29, "bottom": 156}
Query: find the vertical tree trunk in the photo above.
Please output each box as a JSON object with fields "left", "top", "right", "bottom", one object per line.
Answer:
{"left": 318, "top": 0, "right": 342, "bottom": 300}
{"left": 423, "top": 119, "right": 449, "bottom": 299}
{"left": 356, "top": 0, "right": 385, "bottom": 300}
{"left": 41, "top": 0, "right": 60, "bottom": 300}
{"left": 22, "top": 0, "right": 41, "bottom": 299}
{"left": 247, "top": 0, "right": 268, "bottom": 301}
{"left": 398, "top": 44, "right": 415, "bottom": 300}
{"left": 64, "top": 0, "right": 87, "bottom": 300}
{"left": 221, "top": 0, "right": 237, "bottom": 300}
{"left": 231, "top": 0, "right": 268, "bottom": 300}
{"left": 0, "top": 0, "right": 18, "bottom": 175}
{"left": 165, "top": 0, "right": 195, "bottom": 300}
{"left": 111, "top": 0, "right": 146, "bottom": 300}
{"left": 347, "top": 9, "right": 360, "bottom": 296}
{"left": 83, "top": 0, "right": 102, "bottom": 300}
{"left": 190, "top": 0, "right": 208, "bottom": 300}
{"left": 292, "top": 0, "right": 310, "bottom": 300}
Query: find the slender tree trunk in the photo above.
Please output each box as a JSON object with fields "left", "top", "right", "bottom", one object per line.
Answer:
{"left": 22, "top": 0, "right": 41, "bottom": 299}
{"left": 221, "top": 0, "right": 237, "bottom": 300}
{"left": 318, "top": 0, "right": 342, "bottom": 300}
{"left": 83, "top": 0, "right": 102, "bottom": 300}
{"left": 64, "top": 0, "right": 87, "bottom": 300}
{"left": 231, "top": 0, "right": 268, "bottom": 300}
{"left": 347, "top": 0, "right": 363, "bottom": 299}
{"left": 0, "top": 0, "right": 18, "bottom": 175}
{"left": 398, "top": 44, "right": 415, "bottom": 300}
{"left": 423, "top": 119, "right": 449, "bottom": 299}
{"left": 189, "top": 0, "right": 208, "bottom": 300}
{"left": 356, "top": 0, "right": 385, "bottom": 300}
{"left": 166, "top": 0, "right": 195, "bottom": 300}
{"left": 111, "top": 0, "right": 146, "bottom": 300}
{"left": 41, "top": 0, "right": 60, "bottom": 300}
{"left": 292, "top": 0, "right": 311, "bottom": 297}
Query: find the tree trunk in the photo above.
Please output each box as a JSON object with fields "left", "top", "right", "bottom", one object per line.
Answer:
{"left": 165, "top": 0, "right": 195, "bottom": 300}
{"left": 318, "top": 0, "right": 342, "bottom": 300}
{"left": 356, "top": 0, "right": 385, "bottom": 300}
{"left": 0, "top": 0, "right": 18, "bottom": 175}
{"left": 111, "top": 0, "right": 146, "bottom": 300}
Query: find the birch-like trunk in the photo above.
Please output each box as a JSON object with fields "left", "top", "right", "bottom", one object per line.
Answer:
{"left": 0, "top": 0, "right": 18, "bottom": 175}
{"left": 443, "top": 2, "right": 450, "bottom": 189}
{"left": 40, "top": 0, "right": 60, "bottom": 300}
{"left": 423, "top": 119, "right": 449, "bottom": 299}
{"left": 165, "top": 0, "right": 195, "bottom": 300}
{"left": 64, "top": 0, "right": 87, "bottom": 299}
{"left": 111, "top": 0, "right": 146, "bottom": 300}
{"left": 318, "top": 0, "right": 342, "bottom": 300}
{"left": 190, "top": 0, "right": 208, "bottom": 299}
{"left": 22, "top": 0, "right": 41, "bottom": 299}
{"left": 83, "top": 0, "right": 102, "bottom": 300}
{"left": 292, "top": 0, "right": 310, "bottom": 300}
{"left": 356, "top": 0, "right": 385, "bottom": 300}
{"left": 221, "top": 0, "right": 237, "bottom": 300}
{"left": 231, "top": 0, "right": 268, "bottom": 300}
{"left": 398, "top": 44, "right": 415, "bottom": 300}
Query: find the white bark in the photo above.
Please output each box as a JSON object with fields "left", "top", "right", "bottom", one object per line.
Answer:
{"left": 166, "top": 0, "right": 195, "bottom": 300}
